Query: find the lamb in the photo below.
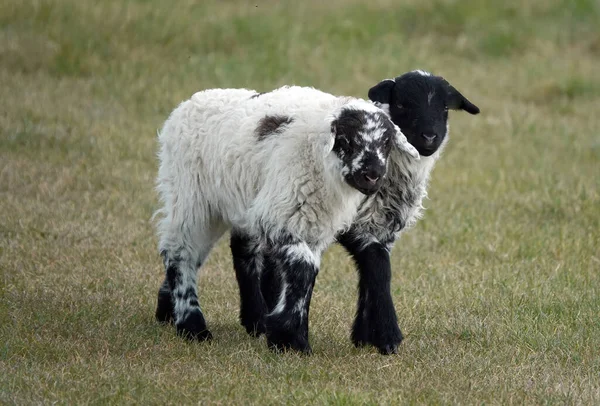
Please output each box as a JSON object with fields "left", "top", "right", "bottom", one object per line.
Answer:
{"left": 232, "top": 71, "right": 480, "bottom": 354}
{"left": 153, "top": 85, "right": 419, "bottom": 353}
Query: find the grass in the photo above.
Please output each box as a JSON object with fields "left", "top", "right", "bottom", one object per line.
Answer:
{"left": 1, "top": 0, "right": 599, "bottom": 403}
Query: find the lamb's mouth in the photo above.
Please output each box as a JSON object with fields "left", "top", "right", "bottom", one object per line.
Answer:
{"left": 419, "top": 147, "right": 437, "bottom": 157}
{"left": 357, "top": 186, "right": 380, "bottom": 196}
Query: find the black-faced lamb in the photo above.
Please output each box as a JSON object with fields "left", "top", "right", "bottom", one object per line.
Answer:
{"left": 154, "top": 85, "right": 418, "bottom": 353}
{"left": 232, "top": 71, "right": 480, "bottom": 354}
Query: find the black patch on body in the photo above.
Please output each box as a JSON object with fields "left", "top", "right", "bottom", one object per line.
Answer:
{"left": 256, "top": 115, "right": 293, "bottom": 140}
{"left": 250, "top": 92, "right": 265, "bottom": 99}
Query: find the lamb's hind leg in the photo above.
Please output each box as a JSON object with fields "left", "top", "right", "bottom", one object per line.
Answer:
{"left": 156, "top": 225, "right": 226, "bottom": 341}
{"left": 156, "top": 267, "right": 174, "bottom": 324}
{"left": 230, "top": 229, "right": 268, "bottom": 337}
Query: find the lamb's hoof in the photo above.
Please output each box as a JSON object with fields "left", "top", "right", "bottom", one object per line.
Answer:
{"left": 351, "top": 323, "right": 369, "bottom": 348}
{"left": 266, "top": 329, "right": 312, "bottom": 354}
{"left": 176, "top": 310, "right": 212, "bottom": 341}
{"left": 378, "top": 343, "right": 399, "bottom": 355}
{"left": 352, "top": 316, "right": 403, "bottom": 355}
{"left": 240, "top": 309, "right": 267, "bottom": 337}
{"left": 155, "top": 289, "right": 174, "bottom": 324}
{"left": 242, "top": 319, "right": 266, "bottom": 338}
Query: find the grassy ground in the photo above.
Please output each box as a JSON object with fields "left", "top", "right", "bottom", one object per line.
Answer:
{"left": 1, "top": 0, "right": 599, "bottom": 404}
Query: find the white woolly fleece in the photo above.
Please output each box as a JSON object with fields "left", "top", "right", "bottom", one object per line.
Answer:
{"left": 155, "top": 86, "right": 397, "bottom": 257}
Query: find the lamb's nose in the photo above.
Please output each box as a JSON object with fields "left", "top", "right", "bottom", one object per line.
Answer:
{"left": 421, "top": 133, "right": 437, "bottom": 144}
{"left": 364, "top": 173, "right": 379, "bottom": 185}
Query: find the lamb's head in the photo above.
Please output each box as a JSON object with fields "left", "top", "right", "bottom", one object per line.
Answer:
{"left": 368, "top": 70, "right": 480, "bottom": 157}
{"left": 329, "top": 101, "right": 416, "bottom": 195}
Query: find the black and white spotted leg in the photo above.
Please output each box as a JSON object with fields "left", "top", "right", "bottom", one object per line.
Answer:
{"left": 263, "top": 239, "right": 318, "bottom": 354}
{"left": 156, "top": 224, "right": 226, "bottom": 341}
{"left": 156, "top": 250, "right": 211, "bottom": 341}
{"left": 337, "top": 231, "right": 403, "bottom": 355}
{"left": 230, "top": 229, "right": 268, "bottom": 337}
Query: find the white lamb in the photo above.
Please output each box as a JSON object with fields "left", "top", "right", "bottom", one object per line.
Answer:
{"left": 153, "top": 86, "right": 419, "bottom": 353}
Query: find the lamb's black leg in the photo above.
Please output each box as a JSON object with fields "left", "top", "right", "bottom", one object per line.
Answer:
{"left": 337, "top": 231, "right": 403, "bottom": 355}
{"left": 230, "top": 230, "right": 268, "bottom": 337}
{"left": 155, "top": 277, "right": 174, "bottom": 324}
{"left": 260, "top": 252, "right": 281, "bottom": 313}
{"left": 263, "top": 238, "right": 318, "bottom": 354}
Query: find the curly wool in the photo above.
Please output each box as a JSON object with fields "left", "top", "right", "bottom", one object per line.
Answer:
{"left": 155, "top": 86, "right": 396, "bottom": 254}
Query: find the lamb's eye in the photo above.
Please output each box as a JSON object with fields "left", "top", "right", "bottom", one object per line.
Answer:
{"left": 397, "top": 104, "right": 404, "bottom": 109}
{"left": 338, "top": 134, "right": 353, "bottom": 149}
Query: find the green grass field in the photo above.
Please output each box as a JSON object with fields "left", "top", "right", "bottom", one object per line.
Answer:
{"left": 1, "top": 0, "right": 599, "bottom": 403}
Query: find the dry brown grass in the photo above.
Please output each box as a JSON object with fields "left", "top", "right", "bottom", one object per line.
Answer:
{"left": 1, "top": 0, "right": 599, "bottom": 404}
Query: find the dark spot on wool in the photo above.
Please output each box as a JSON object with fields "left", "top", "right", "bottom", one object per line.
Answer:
{"left": 255, "top": 115, "right": 294, "bottom": 140}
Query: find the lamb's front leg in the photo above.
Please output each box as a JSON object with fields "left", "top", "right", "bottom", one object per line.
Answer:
{"left": 337, "top": 231, "right": 403, "bottom": 355}
{"left": 230, "top": 229, "right": 268, "bottom": 337}
{"left": 264, "top": 239, "right": 318, "bottom": 354}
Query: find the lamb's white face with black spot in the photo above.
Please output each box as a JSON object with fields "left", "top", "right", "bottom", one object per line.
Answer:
{"left": 331, "top": 106, "right": 397, "bottom": 195}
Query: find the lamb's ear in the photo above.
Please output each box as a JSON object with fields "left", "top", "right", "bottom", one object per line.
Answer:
{"left": 320, "top": 120, "right": 336, "bottom": 158}
{"left": 393, "top": 124, "right": 420, "bottom": 160}
{"left": 368, "top": 79, "right": 396, "bottom": 104}
{"left": 443, "top": 80, "right": 480, "bottom": 115}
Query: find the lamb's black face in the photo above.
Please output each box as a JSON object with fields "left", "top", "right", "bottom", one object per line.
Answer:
{"left": 368, "top": 71, "right": 480, "bottom": 157}
{"left": 331, "top": 107, "right": 397, "bottom": 195}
